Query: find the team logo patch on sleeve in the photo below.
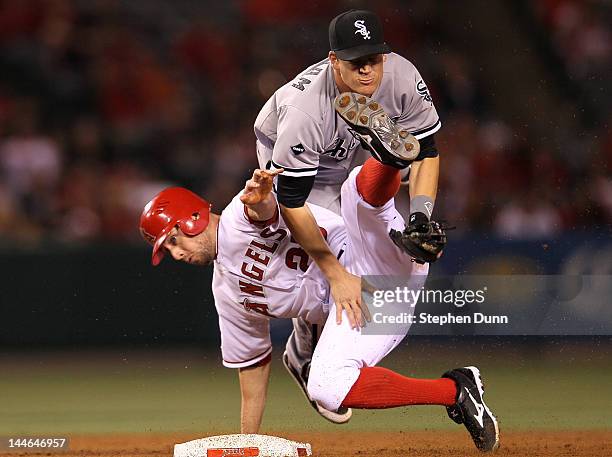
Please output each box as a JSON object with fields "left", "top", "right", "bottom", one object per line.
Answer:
{"left": 416, "top": 79, "right": 433, "bottom": 104}
{"left": 291, "top": 143, "right": 305, "bottom": 155}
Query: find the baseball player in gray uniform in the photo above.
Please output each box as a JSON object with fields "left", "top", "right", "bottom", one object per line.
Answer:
{"left": 254, "top": 9, "right": 441, "bottom": 423}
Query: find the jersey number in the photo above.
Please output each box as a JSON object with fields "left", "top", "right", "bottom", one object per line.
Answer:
{"left": 285, "top": 247, "right": 309, "bottom": 272}
{"left": 291, "top": 64, "right": 325, "bottom": 91}
{"left": 284, "top": 228, "right": 328, "bottom": 273}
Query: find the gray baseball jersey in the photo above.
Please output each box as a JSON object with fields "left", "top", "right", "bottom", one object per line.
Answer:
{"left": 254, "top": 52, "right": 441, "bottom": 187}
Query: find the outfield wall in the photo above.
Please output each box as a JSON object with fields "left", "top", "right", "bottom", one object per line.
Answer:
{"left": 1, "top": 234, "right": 610, "bottom": 346}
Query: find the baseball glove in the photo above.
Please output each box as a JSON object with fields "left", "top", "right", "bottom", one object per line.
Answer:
{"left": 389, "top": 214, "right": 452, "bottom": 264}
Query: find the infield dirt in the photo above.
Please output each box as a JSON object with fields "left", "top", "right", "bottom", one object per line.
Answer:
{"left": 2, "top": 431, "right": 610, "bottom": 457}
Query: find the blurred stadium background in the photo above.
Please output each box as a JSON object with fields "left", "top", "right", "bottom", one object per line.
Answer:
{"left": 0, "top": 0, "right": 610, "bottom": 243}
{"left": 1, "top": 0, "right": 611, "bottom": 444}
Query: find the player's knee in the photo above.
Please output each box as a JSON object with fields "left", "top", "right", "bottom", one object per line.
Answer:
{"left": 306, "top": 372, "right": 338, "bottom": 412}
{"left": 307, "top": 360, "right": 358, "bottom": 412}
{"left": 307, "top": 361, "right": 330, "bottom": 405}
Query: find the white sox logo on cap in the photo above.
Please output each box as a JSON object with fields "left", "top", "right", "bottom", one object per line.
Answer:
{"left": 354, "top": 20, "right": 371, "bottom": 40}
{"left": 329, "top": 10, "right": 390, "bottom": 60}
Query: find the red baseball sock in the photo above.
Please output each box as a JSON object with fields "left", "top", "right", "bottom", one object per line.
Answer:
{"left": 341, "top": 366, "right": 457, "bottom": 409}
{"left": 356, "top": 158, "right": 401, "bottom": 207}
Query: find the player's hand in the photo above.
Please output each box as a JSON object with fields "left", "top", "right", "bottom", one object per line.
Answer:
{"left": 240, "top": 168, "right": 283, "bottom": 205}
{"left": 330, "top": 270, "right": 371, "bottom": 329}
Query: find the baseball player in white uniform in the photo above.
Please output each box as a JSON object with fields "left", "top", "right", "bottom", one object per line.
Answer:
{"left": 139, "top": 160, "right": 500, "bottom": 452}
{"left": 254, "top": 9, "right": 443, "bottom": 425}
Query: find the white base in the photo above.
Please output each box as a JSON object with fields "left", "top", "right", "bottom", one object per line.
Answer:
{"left": 174, "top": 434, "right": 312, "bottom": 457}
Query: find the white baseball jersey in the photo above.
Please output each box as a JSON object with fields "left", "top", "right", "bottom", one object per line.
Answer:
{"left": 254, "top": 53, "right": 441, "bottom": 186}
{"left": 213, "top": 194, "right": 347, "bottom": 368}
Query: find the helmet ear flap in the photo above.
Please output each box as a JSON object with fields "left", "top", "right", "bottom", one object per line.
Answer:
{"left": 178, "top": 211, "right": 210, "bottom": 236}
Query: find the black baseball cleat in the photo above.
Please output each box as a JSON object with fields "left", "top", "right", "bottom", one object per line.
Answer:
{"left": 442, "top": 366, "right": 500, "bottom": 452}
{"left": 334, "top": 92, "right": 420, "bottom": 168}
{"left": 282, "top": 351, "right": 352, "bottom": 424}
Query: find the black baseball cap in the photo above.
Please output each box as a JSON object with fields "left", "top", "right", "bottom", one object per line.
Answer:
{"left": 329, "top": 10, "right": 391, "bottom": 61}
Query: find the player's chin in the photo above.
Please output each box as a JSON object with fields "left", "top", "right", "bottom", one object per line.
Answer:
{"left": 190, "top": 255, "right": 213, "bottom": 266}
{"left": 353, "top": 81, "right": 378, "bottom": 96}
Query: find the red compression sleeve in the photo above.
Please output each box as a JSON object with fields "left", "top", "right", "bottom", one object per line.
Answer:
{"left": 355, "top": 158, "right": 401, "bottom": 207}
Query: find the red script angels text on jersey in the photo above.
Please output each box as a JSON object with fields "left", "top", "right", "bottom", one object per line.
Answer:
{"left": 239, "top": 227, "right": 288, "bottom": 281}
{"left": 238, "top": 226, "right": 288, "bottom": 316}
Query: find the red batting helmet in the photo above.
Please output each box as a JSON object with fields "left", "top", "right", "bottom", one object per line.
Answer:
{"left": 139, "top": 187, "right": 211, "bottom": 266}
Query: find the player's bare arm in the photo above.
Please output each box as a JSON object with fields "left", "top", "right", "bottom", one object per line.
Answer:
{"left": 409, "top": 156, "right": 440, "bottom": 204}
{"left": 280, "top": 204, "right": 364, "bottom": 329}
{"left": 238, "top": 357, "right": 271, "bottom": 434}
{"left": 240, "top": 168, "right": 284, "bottom": 222}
